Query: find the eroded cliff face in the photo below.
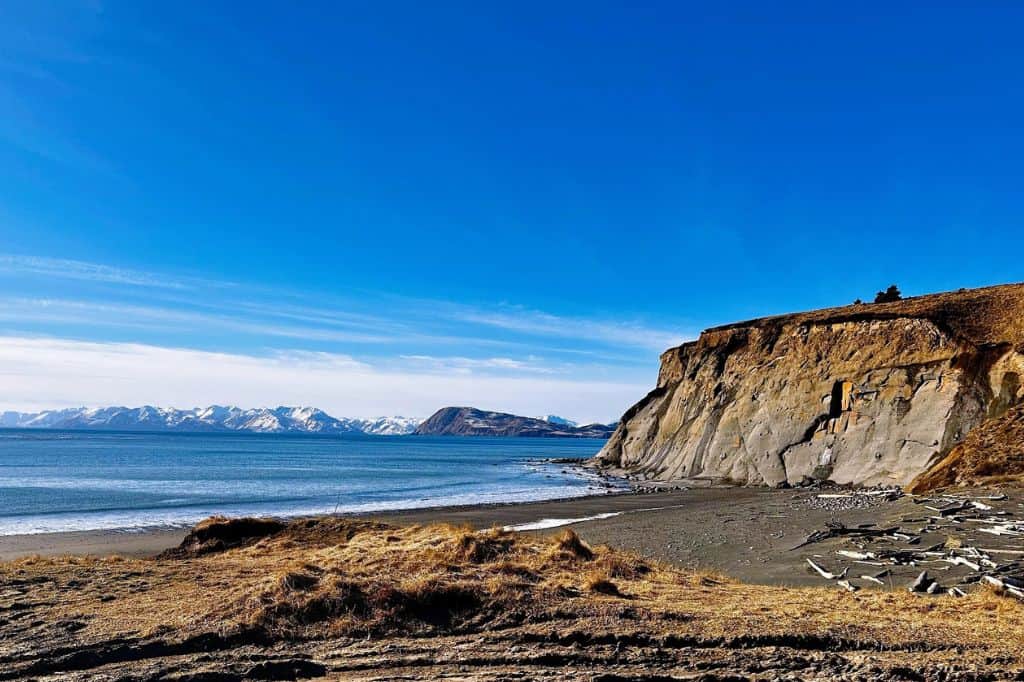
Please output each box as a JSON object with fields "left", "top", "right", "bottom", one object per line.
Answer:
{"left": 596, "top": 284, "right": 1024, "bottom": 487}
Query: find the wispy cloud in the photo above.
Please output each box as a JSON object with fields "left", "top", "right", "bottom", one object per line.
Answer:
{"left": 0, "top": 336, "right": 643, "bottom": 424}
{"left": 398, "top": 354, "right": 559, "bottom": 375}
{"left": 0, "top": 254, "right": 679, "bottom": 420}
{"left": 0, "top": 255, "right": 210, "bottom": 290}
{"left": 451, "top": 306, "right": 689, "bottom": 351}
{"left": 0, "top": 254, "right": 691, "bottom": 354}
{"left": 0, "top": 297, "right": 395, "bottom": 344}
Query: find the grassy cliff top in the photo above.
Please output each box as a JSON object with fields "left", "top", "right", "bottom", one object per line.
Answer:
{"left": 699, "top": 282, "right": 1024, "bottom": 349}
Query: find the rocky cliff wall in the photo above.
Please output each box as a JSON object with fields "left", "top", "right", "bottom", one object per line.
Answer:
{"left": 595, "top": 284, "right": 1024, "bottom": 487}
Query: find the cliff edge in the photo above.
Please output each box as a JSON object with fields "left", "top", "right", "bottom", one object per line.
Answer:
{"left": 595, "top": 283, "right": 1024, "bottom": 487}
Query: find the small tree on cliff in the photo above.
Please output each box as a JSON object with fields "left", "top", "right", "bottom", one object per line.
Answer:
{"left": 874, "top": 285, "right": 902, "bottom": 303}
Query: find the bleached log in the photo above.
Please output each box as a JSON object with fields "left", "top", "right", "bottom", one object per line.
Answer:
{"left": 944, "top": 556, "right": 981, "bottom": 571}
{"left": 979, "top": 526, "right": 1024, "bottom": 537}
{"left": 980, "top": 575, "right": 1024, "bottom": 599}
{"left": 860, "top": 574, "right": 885, "bottom": 585}
{"left": 806, "top": 558, "right": 846, "bottom": 580}
{"left": 982, "top": 575, "right": 1024, "bottom": 599}
{"left": 837, "top": 550, "right": 876, "bottom": 560}
{"left": 910, "top": 571, "right": 933, "bottom": 593}
{"left": 837, "top": 579, "right": 859, "bottom": 592}
{"left": 890, "top": 532, "right": 917, "bottom": 542}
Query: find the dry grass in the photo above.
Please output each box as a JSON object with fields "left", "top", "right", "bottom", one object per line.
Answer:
{"left": 705, "top": 281, "right": 1024, "bottom": 347}
{"left": 583, "top": 570, "right": 621, "bottom": 596}
{"left": 5, "top": 515, "right": 1024, "bottom": 675}
{"left": 909, "top": 403, "right": 1024, "bottom": 493}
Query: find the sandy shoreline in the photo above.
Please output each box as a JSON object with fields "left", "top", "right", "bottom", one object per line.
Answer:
{"left": 8, "top": 480, "right": 1022, "bottom": 588}
{"left": 0, "top": 486, "right": 915, "bottom": 586}
{"left": 0, "top": 489, "right": 639, "bottom": 562}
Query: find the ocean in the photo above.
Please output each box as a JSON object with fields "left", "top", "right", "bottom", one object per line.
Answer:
{"left": 0, "top": 429, "right": 614, "bottom": 535}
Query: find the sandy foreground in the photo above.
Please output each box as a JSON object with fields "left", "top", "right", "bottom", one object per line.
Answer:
{"left": 3, "top": 485, "right": 1024, "bottom": 680}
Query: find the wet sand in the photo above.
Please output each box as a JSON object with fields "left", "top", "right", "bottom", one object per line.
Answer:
{"left": 0, "top": 526, "right": 189, "bottom": 562}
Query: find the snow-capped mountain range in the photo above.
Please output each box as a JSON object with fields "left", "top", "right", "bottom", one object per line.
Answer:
{"left": 0, "top": 406, "right": 422, "bottom": 436}
{"left": 534, "top": 415, "right": 578, "bottom": 428}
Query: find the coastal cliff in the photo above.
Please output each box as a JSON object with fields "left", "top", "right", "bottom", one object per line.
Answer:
{"left": 595, "top": 283, "right": 1024, "bottom": 487}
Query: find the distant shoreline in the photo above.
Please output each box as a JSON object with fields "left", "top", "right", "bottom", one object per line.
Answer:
{"left": 0, "top": 426, "right": 611, "bottom": 440}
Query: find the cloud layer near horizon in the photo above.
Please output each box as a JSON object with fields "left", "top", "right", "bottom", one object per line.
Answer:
{"left": 0, "top": 336, "right": 648, "bottom": 424}
{"left": 0, "top": 254, "right": 690, "bottom": 423}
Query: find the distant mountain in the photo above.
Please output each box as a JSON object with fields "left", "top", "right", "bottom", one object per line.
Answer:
{"left": 535, "top": 415, "right": 578, "bottom": 428}
{"left": 415, "top": 407, "right": 615, "bottom": 438}
{"left": 357, "top": 416, "right": 423, "bottom": 436}
{"left": 0, "top": 406, "right": 422, "bottom": 436}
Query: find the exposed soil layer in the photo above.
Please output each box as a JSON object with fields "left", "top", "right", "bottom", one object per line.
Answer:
{"left": 910, "top": 403, "right": 1024, "bottom": 492}
{"left": 3, "top": 512, "right": 1024, "bottom": 680}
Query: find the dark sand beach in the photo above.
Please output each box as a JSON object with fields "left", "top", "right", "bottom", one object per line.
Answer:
{"left": 5, "top": 484, "right": 1024, "bottom": 680}
{"left": 7, "top": 484, "right": 1011, "bottom": 589}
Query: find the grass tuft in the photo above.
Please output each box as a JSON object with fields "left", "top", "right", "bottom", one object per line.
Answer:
{"left": 551, "top": 529, "right": 594, "bottom": 561}
{"left": 584, "top": 571, "right": 621, "bottom": 596}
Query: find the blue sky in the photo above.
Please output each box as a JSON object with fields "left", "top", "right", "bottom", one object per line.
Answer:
{"left": 0, "top": 2, "right": 1022, "bottom": 421}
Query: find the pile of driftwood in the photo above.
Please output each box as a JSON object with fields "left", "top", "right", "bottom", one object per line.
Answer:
{"left": 799, "top": 486, "right": 904, "bottom": 512}
{"left": 795, "top": 490, "right": 1024, "bottom": 598}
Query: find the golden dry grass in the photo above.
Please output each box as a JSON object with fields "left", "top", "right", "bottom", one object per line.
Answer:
{"left": 5, "top": 514, "right": 1024, "bottom": 669}
{"left": 704, "top": 281, "right": 1024, "bottom": 348}
{"left": 909, "top": 403, "right": 1024, "bottom": 493}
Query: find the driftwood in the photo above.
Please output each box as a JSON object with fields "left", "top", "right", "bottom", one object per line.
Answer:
{"left": 944, "top": 556, "right": 982, "bottom": 571}
{"left": 983, "top": 575, "right": 1024, "bottom": 600}
{"left": 876, "top": 549, "right": 921, "bottom": 565}
{"left": 798, "top": 491, "right": 1024, "bottom": 598}
{"left": 925, "top": 502, "right": 973, "bottom": 517}
{"left": 978, "top": 523, "right": 1024, "bottom": 537}
{"left": 791, "top": 526, "right": 898, "bottom": 550}
{"left": 806, "top": 558, "right": 848, "bottom": 580}
{"left": 910, "top": 571, "right": 933, "bottom": 593}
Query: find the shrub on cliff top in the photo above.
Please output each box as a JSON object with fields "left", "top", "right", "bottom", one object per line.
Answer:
{"left": 874, "top": 285, "right": 902, "bottom": 303}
